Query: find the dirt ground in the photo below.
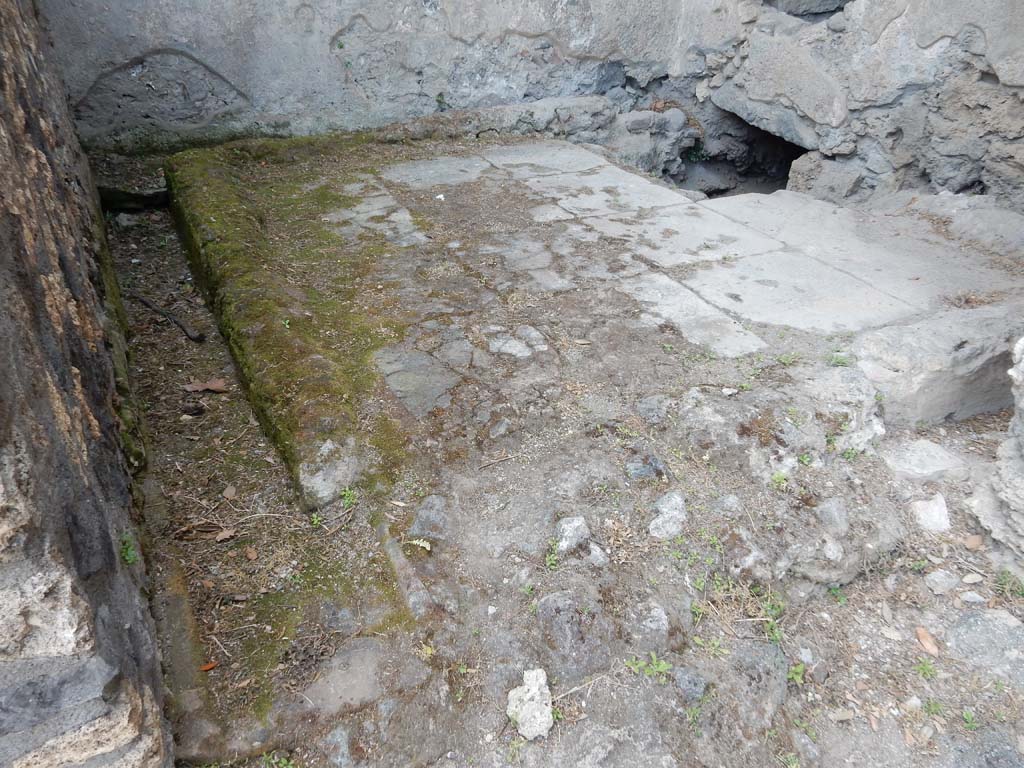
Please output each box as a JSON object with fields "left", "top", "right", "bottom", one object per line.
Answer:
{"left": 96, "top": 145, "right": 1024, "bottom": 768}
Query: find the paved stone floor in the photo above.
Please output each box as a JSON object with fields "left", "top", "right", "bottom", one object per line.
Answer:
{"left": 159, "top": 138, "right": 1024, "bottom": 767}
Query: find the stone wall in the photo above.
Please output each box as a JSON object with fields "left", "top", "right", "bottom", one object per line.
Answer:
{"left": 35, "top": 0, "right": 1024, "bottom": 207}
{"left": 0, "top": 0, "right": 170, "bottom": 764}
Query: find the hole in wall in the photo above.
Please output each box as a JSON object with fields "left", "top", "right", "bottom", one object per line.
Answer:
{"left": 764, "top": 0, "right": 851, "bottom": 19}
{"left": 673, "top": 122, "right": 807, "bottom": 198}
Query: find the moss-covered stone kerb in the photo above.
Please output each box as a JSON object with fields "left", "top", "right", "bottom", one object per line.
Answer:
{"left": 165, "top": 134, "right": 418, "bottom": 509}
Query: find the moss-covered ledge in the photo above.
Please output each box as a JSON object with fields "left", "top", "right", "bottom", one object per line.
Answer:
{"left": 165, "top": 134, "right": 422, "bottom": 509}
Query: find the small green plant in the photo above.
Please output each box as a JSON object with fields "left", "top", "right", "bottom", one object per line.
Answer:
{"left": 545, "top": 539, "right": 559, "bottom": 570}
{"left": 798, "top": 453, "right": 813, "bottom": 466}
{"left": 685, "top": 704, "right": 702, "bottom": 727}
{"left": 520, "top": 584, "right": 535, "bottom": 597}
{"left": 841, "top": 447, "right": 861, "bottom": 461}
{"left": 787, "top": 663, "right": 806, "bottom": 686}
{"left": 776, "top": 353, "right": 799, "bottom": 367}
{"left": 552, "top": 706, "right": 564, "bottom": 722}
{"left": 340, "top": 486, "right": 358, "bottom": 509}
{"left": 692, "top": 635, "right": 729, "bottom": 658}
{"left": 262, "top": 754, "right": 298, "bottom": 768}
{"left": 507, "top": 737, "right": 525, "bottom": 762}
{"left": 794, "top": 718, "right": 817, "bottom": 742}
{"left": 909, "top": 558, "right": 928, "bottom": 573}
{"left": 995, "top": 569, "right": 1024, "bottom": 599}
{"left": 310, "top": 512, "right": 323, "bottom": 528}
{"left": 686, "top": 140, "right": 710, "bottom": 163}
{"left": 962, "top": 709, "right": 980, "bottom": 731}
{"left": 923, "top": 699, "right": 943, "bottom": 716}
{"left": 827, "top": 353, "right": 850, "bottom": 367}
{"left": 691, "top": 602, "right": 706, "bottom": 624}
{"left": 281, "top": 318, "right": 290, "bottom": 329}
{"left": 765, "top": 619, "right": 783, "bottom": 643}
{"left": 913, "top": 658, "right": 937, "bottom": 680}
{"left": 776, "top": 754, "right": 800, "bottom": 768}
{"left": 827, "top": 586, "right": 847, "bottom": 605}
{"left": 625, "top": 652, "right": 673, "bottom": 681}
{"left": 770, "top": 472, "right": 788, "bottom": 491}
{"left": 119, "top": 534, "right": 139, "bottom": 565}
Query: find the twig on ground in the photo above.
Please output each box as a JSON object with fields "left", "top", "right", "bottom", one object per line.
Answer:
{"left": 129, "top": 292, "right": 206, "bottom": 342}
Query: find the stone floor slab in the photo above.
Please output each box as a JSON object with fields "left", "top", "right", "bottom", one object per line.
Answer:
{"left": 619, "top": 272, "right": 766, "bottom": 357}
{"left": 480, "top": 140, "right": 608, "bottom": 178}
{"left": 523, "top": 164, "right": 690, "bottom": 217}
{"left": 583, "top": 203, "right": 784, "bottom": 267}
{"left": 379, "top": 154, "right": 498, "bottom": 188}
{"left": 684, "top": 249, "right": 917, "bottom": 332}
{"left": 702, "top": 191, "right": 1022, "bottom": 311}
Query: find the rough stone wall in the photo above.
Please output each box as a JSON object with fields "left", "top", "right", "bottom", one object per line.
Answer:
{"left": 0, "top": 1, "right": 170, "bottom": 764}
{"left": 34, "top": 0, "right": 1024, "bottom": 207}
{"left": 719, "top": 0, "right": 1024, "bottom": 208}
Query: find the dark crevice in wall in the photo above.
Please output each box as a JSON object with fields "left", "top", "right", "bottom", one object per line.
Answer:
{"left": 673, "top": 120, "right": 807, "bottom": 198}
{"left": 764, "top": 0, "right": 851, "bottom": 19}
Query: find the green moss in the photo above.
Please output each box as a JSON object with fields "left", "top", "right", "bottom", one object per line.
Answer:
{"left": 240, "top": 541, "right": 409, "bottom": 720}
{"left": 165, "top": 135, "right": 413, "bottom": 507}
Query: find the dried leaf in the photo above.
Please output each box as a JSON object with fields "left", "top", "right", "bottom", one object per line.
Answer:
{"left": 183, "top": 377, "right": 230, "bottom": 393}
{"left": 916, "top": 626, "right": 940, "bottom": 657}
{"left": 244, "top": 546, "right": 258, "bottom": 561}
{"left": 222, "top": 485, "right": 237, "bottom": 500}
{"left": 201, "top": 579, "right": 215, "bottom": 590}
{"left": 199, "top": 661, "right": 218, "bottom": 672}
{"left": 964, "top": 534, "right": 984, "bottom": 551}
{"left": 406, "top": 538, "right": 432, "bottom": 552}
{"left": 215, "top": 527, "right": 236, "bottom": 542}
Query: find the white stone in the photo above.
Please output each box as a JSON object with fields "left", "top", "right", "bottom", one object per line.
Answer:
{"left": 506, "top": 669, "right": 554, "bottom": 741}
{"left": 488, "top": 336, "right": 533, "bottom": 358}
{"left": 648, "top": 491, "right": 688, "bottom": 539}
{"left": 586, "top": 542, "right": 610, "bottom": 567}
{"left": 883, "top": 440, "right": 969, "bottom": 483}
{"left": 555, "top": 516, "right": 591, "bottom": 555}
{"left": 924, "top": 569, "right": 959, "bottom": 595}
{"left": 911, "top": 493, "right": 950, "bottom": 533}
